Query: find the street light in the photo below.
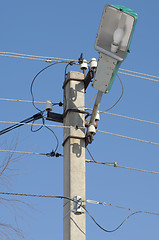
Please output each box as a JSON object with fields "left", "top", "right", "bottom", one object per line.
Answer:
{"left": 94, "top": 4, "right": 138, "bottom": 62}
{"left": 87, "top": 5, "right": 137, "bottom": 138}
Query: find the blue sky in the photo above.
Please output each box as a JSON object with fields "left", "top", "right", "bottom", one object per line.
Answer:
{"left": 0, "top": 0, "right": 159, "bottom": 239}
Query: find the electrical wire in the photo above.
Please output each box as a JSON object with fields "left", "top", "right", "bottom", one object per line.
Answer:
{"left": 0, "top": 149, "right": 158, "bottom": 175}
{"left": 118, "top": 71, "right": 159, "bottom": 82}
{"left": 0, "top": 113, "right": 43, "bottom": 136}
{"left": 119, "top": 68, "right": 159, "bottom": 80}
{"left": 103, "top": 74, "right": 124, "bottom": 112}
{"left": 0, "top": 98, "right": 46, "bottom": 104}
{"left": 0, "top": 52, "right": 79, "bottom": 63}
{"left": 63, "top": 61, "right": 77, "bottom": 111}
{"left": 119, "top": 70, "right": 159, "bottom": 83}
{"left": 44, "top": 124, "right": 59, "bottom": 153}
{"left": 0, "top": 120, "right": 75, "bottom": 129}
{"left": 105, "top": 202, "right": 159, "bottom": 216}
{"left": 1, "top": 51, "right": 159, "bottom": 82}
{"left": 2, "top": 98, "right": 159, "bottom": 128}
{"left": 86, "top": 159, "right": 159, "bottom": 175}
{"left": 96, "top": 111, "right": 159, "bottom": 127}
{"left": 30, "top": 61, "right": 68, "bottom": 152}
{"left": 30, "top": 62, "right": 64, "bottom": 112}
{"left": 0, "top": 149, "right": 63, "bottom": 157}
{"left": 86, "top": 147, "right": 114, "bottom": 165}
{"left": 96, "top": 129, "right": 159, "bottom": 147}
{"left": 0, "top": 192, "right": 158, "bottom": 233}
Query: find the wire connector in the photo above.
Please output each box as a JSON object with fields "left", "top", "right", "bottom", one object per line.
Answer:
{"left": 46, "top": 151, "right": 63, "bottom": 157}
{"left": 86, "top": 199, "right": 106, "bottom": 206}
{"left": 73, "top": 196, "right": 85, "bottom": 215}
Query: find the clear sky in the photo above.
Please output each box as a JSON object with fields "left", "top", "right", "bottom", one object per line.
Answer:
{"left": 0, "top": 0, "right": 159, "bottom": 239}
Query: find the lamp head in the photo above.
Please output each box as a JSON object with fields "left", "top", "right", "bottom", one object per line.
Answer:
{"left": 95, "top": 5, "right": 138, "bottom": 61}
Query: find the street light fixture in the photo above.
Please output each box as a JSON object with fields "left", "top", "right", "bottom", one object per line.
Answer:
{"left": 87, "top": 5, "right": 138, "bottom": 138}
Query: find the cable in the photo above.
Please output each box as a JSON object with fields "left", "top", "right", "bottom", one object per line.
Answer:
{"left": 86, "top": 147, "right": 114, "bottom": 165}
{"left": 96, "top": 129, "right": 159, "bottom": 147}
{"left": 0, "top": 120, "right": 76, "bottom": 129}
{"left": 44, "top": 125, "right": 59, "bottom": 153}
{"left": 2, "top": 98, "right": 159, "bottom": 128}
{"left": 0, "top": 113, "right": 43, "bottom": 136}
{"left": 119, "top": 68, "right": 159, "bottom": 80}
{"left": 78, "top": 93, "right": 98, "bottom": 110}
{"left": 30, "top": 61, "right": 69, "bottom": 152}
{"left": 96, "top": 111, "right": 159, "bottom": 127}
{"left": 0, "top": 149, "right": 158, "bottom": 175}
{"left": 103, "top": 74, "right": 124, "bottom": 112}
{"left": 0, "top": 192, "right": 158, "bottom": 233}
{"left": 0, "top": 98, "right": 46, "bottom": 104}
{"left": 105, "top": 202, "right": 159, "bottom": 215}
{"left": 86, "top": 159, "right": 159, "bottom": 175}
{"left": 118, "top": 71, "right": 159, "bottom": 83}
{"left": 0, "top": 149, "right": 63, "bottom": 158}
{"left": 0, "top": 52, "right": 79, "bottom": 63}
{"left": 30, "top": 62, "right": 64, "bottom": 112}
{"left": 1, "top": 51, "right": 159, "bottom": 82}
{"left": 63, "top": 61, "right": 77, "bottom": 111}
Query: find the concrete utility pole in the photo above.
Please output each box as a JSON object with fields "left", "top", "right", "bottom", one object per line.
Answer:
{"left": 63, "top": 71, "right": 86, "bottom": 240}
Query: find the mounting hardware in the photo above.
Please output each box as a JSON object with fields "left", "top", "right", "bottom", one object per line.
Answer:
{"left": 45, "top": 100, "right": 53, "bottom": 112}
{"left": 73, "top": 196, "right": 84, "bottom": 215}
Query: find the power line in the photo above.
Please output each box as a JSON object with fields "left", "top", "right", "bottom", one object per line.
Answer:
{"left": 97, "top": 111, "right": 159, "bottom": 127}
{"left": 0, "top": 52, "right": 79, "bottom": 63}
{"left": 2, "top": 149, "right": 158, "bottom": 175}
{"left": 0, "top": 98, "right": 45, "bottom": 104}
{"left": 118, "top": 71, "right": 159, "bottom": 83}
{"left": 0, "top": 191, "right": 158, "bottom": 233}
{"left": 0, "top": 149, "right": 46, "bottom": 156}
{"left": 96, "top": 129, "right": 159, "bottom": 147}
{"left": 1, "top": 97, "right": 159, "bottom": 128}
{"left": 86, "top": 159, "right": 159, "bottom": 175}
{"left": 119, "top": 68, "right": 159, "bottom": 80}
{"left": 1, "top": 51, "right": 159, "bottom": 81}
{"left": 0, "top": 149, "right": 62, "bottom": 158}
{"left": 0, "top": 120, "right": 79, "bottom": 129}
{"left": 105, "top": 202, "right": 159, "bottom": 216}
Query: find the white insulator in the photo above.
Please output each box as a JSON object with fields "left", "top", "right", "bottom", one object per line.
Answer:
{"left": 87, "top": 124, "right": 96, "bottom": 135}
{"left": 95, "top": 110, "right": 100, "bottom": 121}
{"left": 80, "top": 59, "right": 88, "bottom": 70}
{"left": 45, "top": 100, "right": 53, "bottom": 111}
{"left": 90, "top": 58, "right": 97, "bottom": 70}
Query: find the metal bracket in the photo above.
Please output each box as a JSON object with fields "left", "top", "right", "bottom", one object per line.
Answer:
{"left": 46, "top": 111, "right": 63, "bottom": 123}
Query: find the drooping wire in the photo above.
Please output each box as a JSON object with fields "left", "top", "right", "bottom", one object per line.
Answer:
{"left": 63, "top": 61, "right": 76, "bottom": 111}
{"left": 0, "top": 192, "right": 158, "bottom": 233}
{"left": 103, "top": 74, "right": 124, "bottom": 112}
{"left": 86, "top": 147, "right": 114, "bottom": 165}
{"left": 44, "top": 125, "right": 59, "bottom": 153}
{"left": 0, "top": 113, "right": 43, "bottom": 136}
{"left": 30, "top": 61, "right": 66, "bottom": 153}
{"left": 30, "top": 62, "right": 64, "bottom": 112}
